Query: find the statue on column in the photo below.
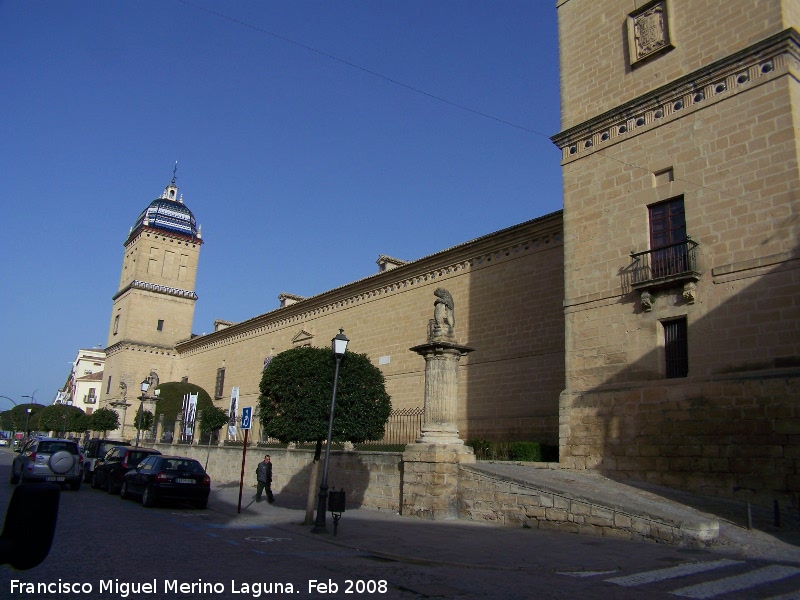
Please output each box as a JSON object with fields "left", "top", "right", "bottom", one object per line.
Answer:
{"left": 431, "top": 288, "right": 455, "bottom": 340}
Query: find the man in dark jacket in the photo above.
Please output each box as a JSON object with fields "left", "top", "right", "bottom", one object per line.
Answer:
{"left": 255, "top": 455, "right": 274, "bottom": 503}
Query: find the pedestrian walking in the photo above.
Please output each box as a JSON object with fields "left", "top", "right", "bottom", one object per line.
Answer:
{"left": 255, "top": 454, "right": 274, "bottom": 503}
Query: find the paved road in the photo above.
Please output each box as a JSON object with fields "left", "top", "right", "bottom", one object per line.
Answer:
{"left": 0, "top": 449, "right": 799, "bottom": 599}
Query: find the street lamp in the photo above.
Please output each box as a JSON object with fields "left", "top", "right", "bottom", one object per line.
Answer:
{"left": 135, "top": 374, "right": 160, "bottom": 448}
{"left": 24, "top": 408, "right": 32, "bottom": 442}
{"left": 313, "top": 328, "right": 349, "bottom": 533}
{"left": 0, "top": 396, "right": 18, "bottom": 407}
{"left": 135, "top": 378, "right": 150, "bottom": 449}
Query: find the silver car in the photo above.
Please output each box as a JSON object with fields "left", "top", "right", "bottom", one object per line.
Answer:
{"left": 10, "top": 437, "right": 83, "bottom": 490}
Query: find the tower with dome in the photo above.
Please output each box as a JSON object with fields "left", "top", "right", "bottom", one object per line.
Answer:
{"left": 100, "top": 172, "right": 203, "bottom": 434}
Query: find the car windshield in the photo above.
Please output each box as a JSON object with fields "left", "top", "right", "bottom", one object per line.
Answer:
{"left": 160, "top": 459, "right": 204, "bottom": 473}
{"left": 127, "top": 451, "right": 156, "bottom": 464}
{"left": 38, "top": 442, "right": 78, "bottom": 454}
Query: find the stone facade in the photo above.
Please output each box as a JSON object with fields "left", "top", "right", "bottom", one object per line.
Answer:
{"left": 172, "top": 214, "right": 565, "bottom": 445}
{"left": 552, "top": 0, "right": 800, "bottom": 505}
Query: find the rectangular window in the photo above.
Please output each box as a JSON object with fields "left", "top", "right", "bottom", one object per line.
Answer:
{"left": 113, "top": 315, "right": 120, "bottom": 335}
{"left": 106, "top": 376, "right": 112, "bottom": 394}
{"left": 157, "top": 319, "right": 164, "bottom": 331}
{"left": 649, "top": 197, "right": 687, "bottom": 278}
{"left": 663, "top": 318, "right": 688, "bottom": 378}
{"left": 214, "top": 368, "right": 226, "bottom": 399}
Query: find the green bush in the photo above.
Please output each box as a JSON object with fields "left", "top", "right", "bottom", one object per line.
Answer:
{"left": 467, "top": 439, "right": 558, "bottom": 462}
{"left": 507, "top": 441, "right": 542, "bottom": 462}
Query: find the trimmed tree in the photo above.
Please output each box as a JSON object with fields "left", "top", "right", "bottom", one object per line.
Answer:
{"left": 89, "top": 407, "right": 120, "bottom": 435}
{"left": 9, "top": 403, "right": 43, "bottom": 435}
{"left": 37, "top": 404, "right": 86, "bottom": 436}
{"left": 258, "top": 346, "right": 391, "bottom": 523}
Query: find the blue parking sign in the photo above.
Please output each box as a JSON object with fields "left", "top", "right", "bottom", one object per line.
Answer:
{"left": 241, "top": 406, "right": 252, "bottom": 430}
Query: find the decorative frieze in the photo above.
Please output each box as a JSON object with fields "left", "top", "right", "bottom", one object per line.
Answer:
{"left": 552, "top": 29, "right": 799, "bottom": 161}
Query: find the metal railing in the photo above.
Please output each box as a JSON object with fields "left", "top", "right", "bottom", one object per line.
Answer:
{"left": 630, "top": 239, "right": 699, "bottom": 285}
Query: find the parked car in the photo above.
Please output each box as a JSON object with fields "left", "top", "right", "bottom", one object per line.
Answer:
{"left": 0, "top": 438, "right": 8, "bottom": 447}
{"left": 9, "top": 437, "right": 83, "bottom": 490}
{"left": 92, "top": 446, "right": 161, "bottom": 494}
{"left": 82, "top": 438, "right": 130, "bottom": 483}
{"left": 121, "top": 455, "right": 210, "bottom": 508}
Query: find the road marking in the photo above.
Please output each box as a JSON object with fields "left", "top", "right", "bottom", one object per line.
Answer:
{"left": 670, "top": 565, "right": 800, "bottom": 599}
{"left": 605, "top": 559, "right": 744, "bottom": 586}
{"left": 556, "top": 570, "right": 619, "bottom": 578}
{"left": 245, "top": 536, "right": 292, "bottom": 543}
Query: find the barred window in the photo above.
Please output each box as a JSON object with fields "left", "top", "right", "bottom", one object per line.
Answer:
{"left": 663, "top": 317, "right": 688, "bottom": 378}
{"left": 214, "top": 368, "right": 226, "bottom": 399}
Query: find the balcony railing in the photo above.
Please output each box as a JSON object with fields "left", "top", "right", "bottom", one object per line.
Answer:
{"left": 83, "top": 395, "right": 98, "bottom": 404}
{"left": 629, "top": 239, "right": 700, "bottom": 288}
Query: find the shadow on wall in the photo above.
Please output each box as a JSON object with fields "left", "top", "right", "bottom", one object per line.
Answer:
{"left": 563, "top": 239, "right": 800, "bottom": 509}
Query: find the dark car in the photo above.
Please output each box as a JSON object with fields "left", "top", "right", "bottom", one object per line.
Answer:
{"left": 92, "top": 446, "right": 161, "bottom": 494}
{"left": 82, "top": 438, "right": 131, "bottom": 483}
{"left": 9, "top": 437, "right": 83, "bottom": 490}
{"left": 121, "top": 455, "right": 210, "bottom": 509}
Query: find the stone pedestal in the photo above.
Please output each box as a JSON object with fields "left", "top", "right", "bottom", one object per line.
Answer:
{"left": 402, "top": 339, "right": 475, "bottom": 520}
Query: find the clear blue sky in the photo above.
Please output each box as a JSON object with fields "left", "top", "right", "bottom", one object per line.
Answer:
{"left": 0, "top": 1, "right": 562, "bottom": 408}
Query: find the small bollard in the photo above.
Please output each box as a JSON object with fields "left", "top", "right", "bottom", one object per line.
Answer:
{"left": 328, "top": 488, "right": 346, "bottom": 536}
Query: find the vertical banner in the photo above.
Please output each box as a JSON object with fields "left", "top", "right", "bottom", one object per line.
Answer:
{"left": 228, "top": 387, "right": 239, "bottom": 439}
{"left": 181, "top": 393, "right": 198, "bottom": 441}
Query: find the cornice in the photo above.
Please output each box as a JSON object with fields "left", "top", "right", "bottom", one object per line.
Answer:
{"left": 551, "top": 28, "right": 800, "bottom": 160}
{"left": 124, "top": 225, "right": 203, "bottom": 248}
{"left": 112, "top": 279, "right": 198, "bottom": 302}
{"left": 176, "top": 210, "right": 563, "bottom": 354}
{"left": 105, "top": 340, "right": 177, "bottom": 357}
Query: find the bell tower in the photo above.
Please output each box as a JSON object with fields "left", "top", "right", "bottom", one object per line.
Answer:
{"left": 101, "top": 171, "right": 203, "bottom": 424}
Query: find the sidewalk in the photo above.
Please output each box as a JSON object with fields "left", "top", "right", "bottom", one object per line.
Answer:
{"left": 205, "top": 466, "right": 800, "bottom": 568}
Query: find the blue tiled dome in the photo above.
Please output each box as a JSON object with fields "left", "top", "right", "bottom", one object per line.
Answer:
{"left": 129, "top": 182, "right": 200, "bottom": 240}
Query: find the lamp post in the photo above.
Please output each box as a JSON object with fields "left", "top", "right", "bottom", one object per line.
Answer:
{"left": 0, "top": 396, "right": 18, "bottom": 407}
{"left": 135, "top": 374, "right": 160, "bottom": 448}
{"left": 135, "top": 378, "right": 149, "bottom": 449}
{"left": 313, "top": 329, "right": 349, "bottom": 533}
{"left": 24, "top": 408, "right": 32, "bottom": 442}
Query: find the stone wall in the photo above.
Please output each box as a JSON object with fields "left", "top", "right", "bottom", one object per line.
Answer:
{"left": 457, "top": 465, "right": 717, "bottom": 546}
{"left": 173, "top": 214, "right": 564, "bottom": 445}
{"left": 155, "top": 444, "right": 403, "bottom": 512}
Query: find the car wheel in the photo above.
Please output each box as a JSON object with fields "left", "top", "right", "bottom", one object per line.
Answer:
{"left": 9, "top": 466, "right": 19, "bottom": 485}
{"left": 106, "top": 478, "right": 117, "bottom": 495}
{"left": 193, "top": 497, "right": 208, "bottom": 509}
{"left": 69, "top": 479, "right": 81, "bottom": 491}
{"left": 120, "top": 482, "right": 129, "bottom": 499}
{"left": 91, "top": 473, "right": 100, "bottom": 489}
{"left": 142, "top": 486, "right": 156, "bottom": 508}
{"left": 83, "top": 470, "right": 92, "bottom": 484}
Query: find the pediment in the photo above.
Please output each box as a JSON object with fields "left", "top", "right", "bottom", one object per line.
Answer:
{"left": 292, "top": 329, "right": 314, "bottom": 346}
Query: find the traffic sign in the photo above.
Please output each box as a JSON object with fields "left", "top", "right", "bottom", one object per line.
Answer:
{"left": 241, "top": 406, "right": 253, "bottom": 430}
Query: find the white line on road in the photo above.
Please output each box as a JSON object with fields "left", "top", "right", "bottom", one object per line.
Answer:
{"left": 605, "top": 559, "right": 744, "bottom": 586}
{"left": 670, "top": 565, "right": 800, "bottom": 599}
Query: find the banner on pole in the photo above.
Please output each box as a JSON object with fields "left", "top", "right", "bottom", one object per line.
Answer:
{"left": 228, "top": 387, "right": 239, "bottom": 438}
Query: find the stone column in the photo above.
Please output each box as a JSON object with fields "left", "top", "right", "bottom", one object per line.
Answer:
{"left": 155, "top": 414, "right": 164, "bottom": 445}
{"left": 171, "top": 411, "right": 182, "bottom": 446}
{"left": 401, "top": 289, "right": 475, "bottom": 520}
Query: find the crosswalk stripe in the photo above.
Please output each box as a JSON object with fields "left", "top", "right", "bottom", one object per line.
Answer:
{"left": 763, "top": 590, "right": 800, "bottom": 600}
{"left": 605, "top": 559, "right": 744, "bottom": 587}
{"left": 670, "top": 565, "right": 800, "bottom": 599}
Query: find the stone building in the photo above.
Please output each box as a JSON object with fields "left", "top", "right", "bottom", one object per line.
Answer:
{"left": 95, "top": 0, "right": 798, "bottom": 506}
{"left": 551, "top": 0, "right": 799, "bottom": 504}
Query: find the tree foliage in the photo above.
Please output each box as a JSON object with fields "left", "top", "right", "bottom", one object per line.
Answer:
{"left": 0, "top": 410, "right": 14, "bottom": 431}
{"left": 89, "top": 407, "right": 120, "bottom": 433}
{"left": 9, "top": 404, "right": 43, "bottom": 432}
{"left": 37, "top": 404, "right": 87, "bottom": 434}
{"left": 152, "top": 382, "right": 214, "bottom": 424}
{"left": 258, "top": 346, "right": 391, "bottom": 444}
{"left": 134, "top": 408, "right": 154, "bottom": 432}
{"left": 199, "top": 406, "right": 229, "bottom": 433}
